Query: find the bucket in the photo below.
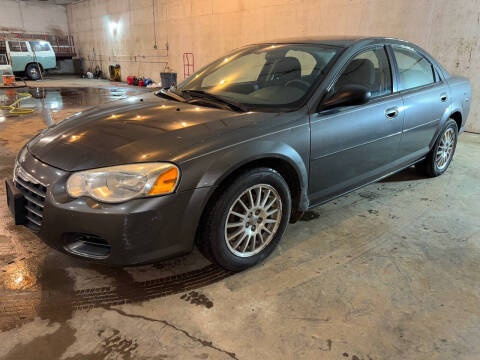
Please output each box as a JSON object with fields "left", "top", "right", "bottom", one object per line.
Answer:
{"left": 2, "top": 75, "right": 15, "bottom": 86}
{"left": 127, "top": 76, "right": 135, "bottom": 85}
{"left": 109, "top": 64, "right": 121, "bottom": 81}
{"left": 160, "top": 72, "right": 177, "bottom": 88}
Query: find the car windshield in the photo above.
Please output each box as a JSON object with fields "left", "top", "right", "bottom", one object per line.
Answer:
{"left": 175, "top": 44, "right": 340, "bottom": 111}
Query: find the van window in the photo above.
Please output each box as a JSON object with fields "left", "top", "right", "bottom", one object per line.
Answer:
{"left": 8, "top": 41, "right": 22, "bottom": 52}
{"left": 30, "top": 41, "right": 50, "bottom": 52}
{"left": 0, "top": 54, "right": 8, "bottom": 65}
{"left": 7, "top": 41, "right": 28, "bottom": 52}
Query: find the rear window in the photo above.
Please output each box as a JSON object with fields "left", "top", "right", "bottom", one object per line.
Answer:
{"left": 30, "top": 41, "right": 51, "bottom": 52}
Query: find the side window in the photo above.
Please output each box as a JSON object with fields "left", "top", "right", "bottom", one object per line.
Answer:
{"left": 30, "top": 41, "right": 50, "bottom": 52}
{"left": 285, "top": 50, "right": 316, "bottom": 76}
{"left": 333, "top": 47, "right": 392, "bottom": 98}
{"left": 0, "top": 54, "right": 8, "bottom": 65}
{"left": 19, "top": 42, "right": 28, "bottom": 52}
{"left": 8, "top": 41, "right": 21, "bottom": 52}
{"left": 392, "top": 47, "right": 435, "bottom": 91}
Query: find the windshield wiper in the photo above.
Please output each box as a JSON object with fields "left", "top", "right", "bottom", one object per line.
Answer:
{"left": 181, "top": 90, "right": 248, "bottom": 112}
{"left": 155, "top": 88, "right": 187, "bottom": 102}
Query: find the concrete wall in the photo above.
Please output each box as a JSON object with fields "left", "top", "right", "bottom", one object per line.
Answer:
{"left": 67, "top": 0, "right": 480, "bottom": 132}
{"left": 0, "top": 0, "right": 69, "bottom": 35}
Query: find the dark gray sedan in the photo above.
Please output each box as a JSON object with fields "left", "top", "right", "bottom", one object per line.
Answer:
{"left": 6, "top": 37, "right": 471, "bottom": 271}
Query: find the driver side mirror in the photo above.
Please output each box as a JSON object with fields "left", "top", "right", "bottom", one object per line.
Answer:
{"left": 320, "top": 84, "right": 371, "bottom": 111}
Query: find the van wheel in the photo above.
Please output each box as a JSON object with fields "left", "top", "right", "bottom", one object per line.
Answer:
{"left": 199, "top": 168, "right": 291, "bottom": 272}
{"left": 26, "top": 64, "right": 42, "bottom": 80}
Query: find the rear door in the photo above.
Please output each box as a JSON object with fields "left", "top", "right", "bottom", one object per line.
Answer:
{"left": 390, "top": 45, "right": 450, "bottom": 163}
{"left": 309, "top": 46, "right": 404, "bottom": 204}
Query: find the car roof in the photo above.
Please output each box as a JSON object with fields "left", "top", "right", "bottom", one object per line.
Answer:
{"left": 255, "top": 36, "right": 410, "bottom": 48}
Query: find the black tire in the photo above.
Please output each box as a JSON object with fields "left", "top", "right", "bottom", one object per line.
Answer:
{"left": 199, "top": 168, "right": 291, "bottom": 272}
{"left": 26, "top": 63, "right": 42, "bottom": 80}
{"left": 416, "top": 119, "right": 458, "bottom": 177}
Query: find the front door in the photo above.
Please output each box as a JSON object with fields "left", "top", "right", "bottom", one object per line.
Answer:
{"left": 309, "top": 46, "right": 404, "bottom": 205}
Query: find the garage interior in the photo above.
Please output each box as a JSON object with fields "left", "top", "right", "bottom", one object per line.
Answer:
{"left": 1, "top": 0, "right": 480, "bottom": 359}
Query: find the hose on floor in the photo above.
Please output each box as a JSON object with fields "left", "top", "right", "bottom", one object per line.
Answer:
{"left": 0, "top": 92, "right": 34, "bottom": 115}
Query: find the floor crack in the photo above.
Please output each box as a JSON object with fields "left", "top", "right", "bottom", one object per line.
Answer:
{"left": 107, "top": 306, "right": 238, "bottom": 360}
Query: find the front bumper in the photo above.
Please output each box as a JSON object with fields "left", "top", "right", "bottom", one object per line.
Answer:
{"left": 9, "top": 150, "right": 212, "bottom": 265}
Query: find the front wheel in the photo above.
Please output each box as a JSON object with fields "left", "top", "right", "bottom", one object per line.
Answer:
{"left": 416, "top": 119, "right": 458, "bottom": 177}
{"left": 199, "top": 168, "right": 291, "bottom": 272}
{"left": 26, "top": 63, "right": 42, "bottom": 80}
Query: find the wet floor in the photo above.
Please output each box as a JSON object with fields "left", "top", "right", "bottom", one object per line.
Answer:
{"left": 0, "top": 86, "right": 145, "bottom": 119}
{"left": 0, "top": 86, "right": 150, "bottom": 154}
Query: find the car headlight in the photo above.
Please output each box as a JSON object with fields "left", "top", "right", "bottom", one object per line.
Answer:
{"left": 66, "top": 163, "right": 180, "bottom": 203}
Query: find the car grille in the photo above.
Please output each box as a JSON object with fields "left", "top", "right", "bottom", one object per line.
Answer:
{"left": 15, "top": 171, "right": 47, "bottom": 231}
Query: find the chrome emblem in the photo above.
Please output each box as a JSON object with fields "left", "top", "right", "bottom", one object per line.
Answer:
{"left": 16, "top": 166, "right": 43, "bottom": 185}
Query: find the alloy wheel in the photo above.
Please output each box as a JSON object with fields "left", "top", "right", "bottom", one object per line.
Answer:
{"left": 224, "top": 184, "right": 282, "bottom": 257}
{"left": 435, "top": 128, "right": 455, "bottom": 170}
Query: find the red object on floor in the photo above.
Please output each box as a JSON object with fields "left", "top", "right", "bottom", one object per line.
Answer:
{"left": 138, "top": 79, "right": 144, "bottom": 87}
{"left": 2, "top": 75, "right": 15, "bottom": 86}
{"left": 127, "top": 76, "right": 135, "bottom": 85}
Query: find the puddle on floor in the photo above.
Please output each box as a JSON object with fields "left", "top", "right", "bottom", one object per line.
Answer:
{"left": 0, "top": 86, "right": 150, "bottom": 154}
{"left": 0, "top": 86, "right": 148, "bottom": 120}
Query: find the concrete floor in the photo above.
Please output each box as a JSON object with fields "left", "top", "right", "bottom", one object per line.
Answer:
{"left": 0, "top": 79, "right": 479, "bottom": 360}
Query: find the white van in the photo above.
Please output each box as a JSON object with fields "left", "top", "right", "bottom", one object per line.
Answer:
{"left": 0, "top": 39, "right": 56, "bottom": 80}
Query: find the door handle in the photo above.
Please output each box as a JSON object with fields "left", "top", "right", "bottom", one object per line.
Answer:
{"left": 440, "top": 94, "right": 448, "bottom": 102}
{"left": 385, "top": 107, "right": 399, "bottom": 119}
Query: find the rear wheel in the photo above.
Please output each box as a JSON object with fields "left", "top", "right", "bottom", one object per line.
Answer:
{"left": 199, "top": 168, "right": 291, "bottom": 272}
{"left": 26, "top": 63, "right": 42, "bottom": 80}
{"left": 416, "top": 119, "right": 458, "bottom": 177}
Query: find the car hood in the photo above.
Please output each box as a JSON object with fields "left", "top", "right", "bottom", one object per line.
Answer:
{"left": 28, "top": 92, "right": 274, "bottom": 171}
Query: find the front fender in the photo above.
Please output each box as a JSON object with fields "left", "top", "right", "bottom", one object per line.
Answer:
{"left": 178, "top": 125, "right": 311, "bottom": 210}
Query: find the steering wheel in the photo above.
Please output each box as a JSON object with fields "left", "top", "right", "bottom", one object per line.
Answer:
{"left": 285, "top": 79, "right": 310, "bottom": 91}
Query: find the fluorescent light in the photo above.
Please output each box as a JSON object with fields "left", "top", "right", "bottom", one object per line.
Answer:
{"left": 109, "top": 21, "right": 121, "bottom": 35}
